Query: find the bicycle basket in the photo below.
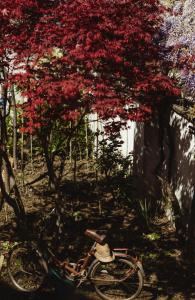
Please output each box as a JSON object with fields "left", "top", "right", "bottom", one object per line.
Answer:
{"left": 95, "top": 243, "right": 115, "bottom": 263}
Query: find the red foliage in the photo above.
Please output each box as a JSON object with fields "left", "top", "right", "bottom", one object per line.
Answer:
{"left": 0, "top": 0, "right": 180, "bottom": 132}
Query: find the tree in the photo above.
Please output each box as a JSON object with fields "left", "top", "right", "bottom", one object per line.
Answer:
{"left": 1, "top": 0, "right": 181, "bottom": 120}
{"left": 162, "top": 0, "right": 195, "bottom": 98}
{"left": 0, "top": 0, "right": 180, "bottom": 194}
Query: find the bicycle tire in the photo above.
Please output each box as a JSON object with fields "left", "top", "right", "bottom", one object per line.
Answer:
{"left": 7, "top": 243, "right": 46, "bottom": 292}
{"left": 90, "top": 258, "right": 143, "bottom": 300}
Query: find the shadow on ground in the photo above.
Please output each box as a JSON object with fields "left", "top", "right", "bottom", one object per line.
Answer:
{"left": 1, "top": 169, "right": 195, "bottom": 299}
{"left": 0, "top": 280, "right": 97, "bottom": 300}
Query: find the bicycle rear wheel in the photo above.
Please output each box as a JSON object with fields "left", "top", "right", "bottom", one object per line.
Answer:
{"left": 8, "top": 243, "right": 46, "bottom": 292}
{"left": 90, "top": 258, "right": 143, "bottom": 300}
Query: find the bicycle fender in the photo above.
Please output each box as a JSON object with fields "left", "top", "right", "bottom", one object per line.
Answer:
{"left": 135, "top": 260, "right": 145, "bottom": 277}
{"left": 114, "top": 252, "right": 145, "bottom": 277}
{"left": 88, "top": 258, "right": 99, "bottom": 278}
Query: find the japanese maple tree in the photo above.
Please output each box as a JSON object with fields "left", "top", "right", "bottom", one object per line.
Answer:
{"left": 1, "top": 0, "right": 180, "bottom": 125}
{"left": 0, "top": 0, "right": 181, "bottom": 189}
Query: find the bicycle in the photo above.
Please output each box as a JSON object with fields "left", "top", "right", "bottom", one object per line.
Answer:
{"left": 7, "top": 213, "right": 144, "bottom": 300}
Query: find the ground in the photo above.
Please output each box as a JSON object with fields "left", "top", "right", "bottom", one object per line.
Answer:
{"left": 0, "top": 159, "right": 195, "bottom": 299}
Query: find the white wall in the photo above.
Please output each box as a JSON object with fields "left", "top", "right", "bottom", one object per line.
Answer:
{"left": 170, "top": 111, "right": 195, "bottom": 223}
{"left": 133, "top": 109, "right": 195, "bottom": 229}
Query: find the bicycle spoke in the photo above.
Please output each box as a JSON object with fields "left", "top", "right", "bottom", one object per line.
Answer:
{"left": 8, "top": 245, "right": 45, "bottom": 292}
{"left": 91, "top": 258, "right": 143, "bottom": 300}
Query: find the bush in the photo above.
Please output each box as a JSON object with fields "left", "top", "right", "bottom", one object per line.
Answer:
{"left": 96, "top": 133, "right": 133, "bottom": 201}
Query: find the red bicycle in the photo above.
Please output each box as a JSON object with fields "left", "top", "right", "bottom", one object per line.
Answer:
{"left": 8, "top": 228, "right": 144, "bottom": 300}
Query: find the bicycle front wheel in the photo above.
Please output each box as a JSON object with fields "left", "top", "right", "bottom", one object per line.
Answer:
{"left": 90, "top": 258, "right": 143, "bottom": 300}
{"left": 8, "top": 243, "right": 46, "bottom": 292}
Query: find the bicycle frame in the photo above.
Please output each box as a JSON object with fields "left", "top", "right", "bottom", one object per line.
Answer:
{"left": 40, "top": 242, "right": 97, "bottom": 278}
{"left": 44, "top": 244, "right": 144, "bottom": 283}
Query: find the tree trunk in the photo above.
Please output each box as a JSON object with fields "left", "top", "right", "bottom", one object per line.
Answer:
{"left": 95, "top": 118, "right": 99, "bottom": 182}
{"left": 41, "top": 133, "right": 57, "bottom": 190}
{"left": 85, "top": 117, "right": 89, "bottom": 170}
{"left": 30, "top": 134, "right": 34, "bottom": 171}
{"left": 0, "top": 147, "right": 25, "bottom": 219}
{"left": 78, "top": 141, "right": 82, "bottom": 161}
{"left": 0, "top": 77, "right": 25, "bottom": 221}
{"left": 69, "top": 122, "right": 72, "bottom": 163}
{"left": 11, "top": 86, "right": 18, "bottom": 170}
{"left": 73, "top": 152, "right": 77, "bottom": 183}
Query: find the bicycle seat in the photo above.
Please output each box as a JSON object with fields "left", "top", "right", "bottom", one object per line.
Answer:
{"left": 85, "top": 229, "right": 106, "bottom": 245}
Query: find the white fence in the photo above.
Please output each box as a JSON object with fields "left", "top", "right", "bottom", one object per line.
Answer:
{"left": 89, "top": 113, "right": 136, "bottom": 157}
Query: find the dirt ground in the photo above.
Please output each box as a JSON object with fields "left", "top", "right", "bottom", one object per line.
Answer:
{"left": 0, "top": 161, "right": 195, "bottom": 299}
